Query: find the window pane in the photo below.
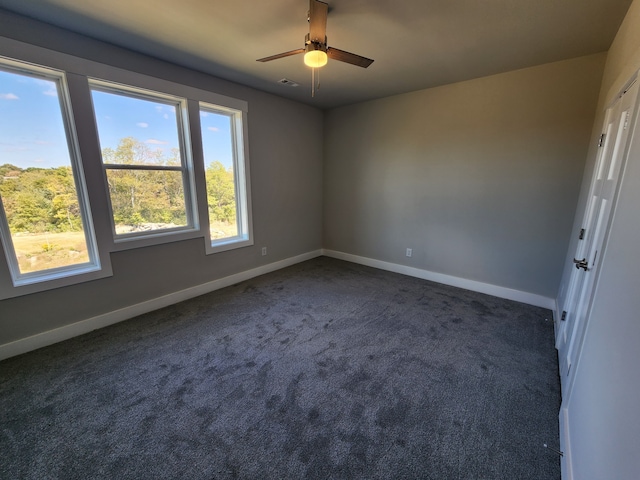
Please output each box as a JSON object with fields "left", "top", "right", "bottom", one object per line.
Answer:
{"left": 105, "top": 169, "right": 187, "bottom": 233}
{"left": 91, "top": 90, "right": 182, "bottom": 166}
{"left": 199, "top": 109, "right": 239, "bottom": 241}
{"left": 0, "top": 67, "right": 91, "bottom": 276}
{"left": 90, "top": 84, "right": 194, "bottom": 237}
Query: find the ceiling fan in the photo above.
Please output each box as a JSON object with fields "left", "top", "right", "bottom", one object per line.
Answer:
{"left": 257, "top": 0, "right": 374, "bottom": 70}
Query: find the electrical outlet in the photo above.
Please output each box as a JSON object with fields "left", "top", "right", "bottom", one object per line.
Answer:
{"left": 406, "top": 248, "right": 412, "bottom": 257}
{"left": 261, "top": 247, "right": 267, "bottom": 256}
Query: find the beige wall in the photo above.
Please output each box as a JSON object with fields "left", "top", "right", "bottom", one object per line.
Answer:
{"left": 324, "top": 54, "right": 605, "bottom": 299}
{"left": 561, "top": 0, "right": 640, "bottom": 478}
{"left": 0, "top": 12, "right": 324, "bottom": 345}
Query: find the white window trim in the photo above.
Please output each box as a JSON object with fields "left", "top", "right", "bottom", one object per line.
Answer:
{"left": 88, "top": 78, "right": 201, "bottom": 249}
{"left": 197, "top": 103, "right": 254, "bottom": 255}
{"left": 81, "top": 69, "right": 252, "bottom": 253}
{"left": 0, "top": 37, "right": 254, "bottom": 298}
{"left": 0, "top": 56, "right": 111, "bottom": 300}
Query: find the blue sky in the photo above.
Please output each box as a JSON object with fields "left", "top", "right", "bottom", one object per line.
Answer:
{"left": 0, "top": 70, "right": 71, "bottom": 169}
{"left": 200, "top": 109, "right": 234, "bottom": 169}
{"left": 1, "top": 68, "right": 234, "bottom": 170}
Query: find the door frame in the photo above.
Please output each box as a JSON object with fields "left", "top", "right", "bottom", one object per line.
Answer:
{"left": 557, "top": 74, "right": 639, "bottom": 387}
{"left": 558, "top": 71, "right": 640, "bottom": 480}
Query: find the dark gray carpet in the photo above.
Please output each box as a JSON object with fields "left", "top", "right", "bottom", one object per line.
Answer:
{"left": 0, "top": 257, "right": 561, "bottom": 479}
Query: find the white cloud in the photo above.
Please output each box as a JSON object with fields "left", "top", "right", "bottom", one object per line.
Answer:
{"left": 43, "top": 87, "right": 58, "bottom": 97}
{"left": 137, "top": 122, "right": 149, "bottom": 128}
{"left": 163, "top": 114, "right": 169, "bottom": 119}
{"left": 145, "top": 139, "right": 168, "bottom": 145}
{"left": 0, "top": 145, "right": 29, "bottom": 152}
{"left": 156, "top": 105, "right": 175, "bottom": 117}
{"left": 1, "top": 93, "right": 19, "bottom": 100}
{"left": 207, "top": 126, "right": 220, "bottom": 132}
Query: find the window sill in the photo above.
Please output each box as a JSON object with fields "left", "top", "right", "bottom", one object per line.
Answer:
{"left": 110, "top": 227, "right": 204, "bottom": 251}
{"left": 205, "top": 235, "right": 254, "bottom": 255}
{"left": 0, "top": 262, "right": 113, "bottom": 300}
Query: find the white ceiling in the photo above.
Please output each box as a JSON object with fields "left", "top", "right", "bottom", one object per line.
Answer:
{"left": 0, "top": 0, "right": 633, "bottom": 109}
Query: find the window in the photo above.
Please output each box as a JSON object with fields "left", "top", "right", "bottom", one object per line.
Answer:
{"left": 89, "top": 81, "right": 197, "bottom": 242}
{"left": 0, "top": 58, "right": 101, "bottom": 289}
{"left": 0, "top": 41, "right": 253, "bottom": 298}
{"left": 199, "top": 103, "right": 251, "bottom": 252}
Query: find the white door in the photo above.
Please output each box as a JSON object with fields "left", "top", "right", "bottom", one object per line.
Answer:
{"left": 557, "top": 79, "right": 639, "bottom": 382}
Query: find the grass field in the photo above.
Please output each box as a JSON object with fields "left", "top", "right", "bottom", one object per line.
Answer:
{"left": 210, "top": 220, "right": 238, "bottom": 240}
{"left": 11, "top": 221, "right": 238, "bottom": 274}
{"left": 12, "top": 232, "right": 89, "bottom": 274}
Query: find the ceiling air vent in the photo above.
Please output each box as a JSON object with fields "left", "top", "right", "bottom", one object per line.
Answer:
{"left": 278, "top": 78, "right": 299, "bottom": 87}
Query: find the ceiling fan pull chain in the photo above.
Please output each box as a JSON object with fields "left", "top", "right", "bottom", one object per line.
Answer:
{"left": 310, "top": 67, "right": 320, "bottom": 98}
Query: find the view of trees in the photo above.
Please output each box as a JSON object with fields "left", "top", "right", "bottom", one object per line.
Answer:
{"left": 0, "top": 137, "right": 237, "bottom": 235}
{"left": 0, "top": 163, "right": 83, "bottom": 234}
{"left": 205, "top": 161, "right": 236, "bottom": 225}
{"left": 102, "top": 136, "right": 187, "bottom": 228}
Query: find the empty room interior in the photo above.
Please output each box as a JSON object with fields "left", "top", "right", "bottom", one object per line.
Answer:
{"left": 1, "top": 1, "right": 639, "bottom": 479}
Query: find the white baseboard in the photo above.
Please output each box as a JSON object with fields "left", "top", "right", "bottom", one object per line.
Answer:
{"left": 0, "top": 249, "right": 556, "bottom": 360}
{"left": 0, "top": 250, "right": 322, "bottom": 361}
{"left": 553, "top": 298, "right": 562, "bottom": 348}
{"left": 322, "top": 249, "right": 556, "bottom": 311}
{"left": 560, "top": 406, "right": 573, "bottom": 480}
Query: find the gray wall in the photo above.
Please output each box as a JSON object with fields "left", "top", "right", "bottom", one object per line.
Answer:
{"left": 323, "top": 55, "right": 605, "bottom": 298}
{"left": 561, "top": 0, "right": 640, "bottom": 477}
{"left": 0, "top": 12, "right": 323, "bottom": 344}
{"left": 4, "top": 5, "right": 640, "bottom": 476}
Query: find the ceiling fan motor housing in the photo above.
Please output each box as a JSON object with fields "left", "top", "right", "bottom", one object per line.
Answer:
{"left": 305, "top": 33, "right": 327, "bottom": 50}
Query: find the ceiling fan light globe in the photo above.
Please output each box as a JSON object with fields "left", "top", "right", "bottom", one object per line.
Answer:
{"left": 304, "top": 50, "right": 328, "bottom": 68}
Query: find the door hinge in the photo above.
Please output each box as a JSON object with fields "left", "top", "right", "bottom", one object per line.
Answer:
{"left": 579, "top": 228, "right": 585, "bottom": 240}
{"left": 573, "top": 257, "right": 589, "bottom": 271}
{"left": 598, "top": 133, "right": 606, "bottom": 147}
{"left": 624, "top": 111, "right": 630, "bottom": 130}
{"left": 561, "top": 311, "right": 567, "bottom": 321}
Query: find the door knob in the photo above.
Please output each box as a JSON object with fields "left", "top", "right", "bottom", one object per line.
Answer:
{"left": 573, "top": 258, "right": 589, "bottom": 271}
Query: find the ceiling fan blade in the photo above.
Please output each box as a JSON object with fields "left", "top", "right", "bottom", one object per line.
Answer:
{"left": 256, "top": 48, "right": 305, "bottom": 63}
{"left": 327, "top": 47, "right": 374, "bottom": 68}
{"left": 309, "top": 0, "right": 328, "bottom": 43}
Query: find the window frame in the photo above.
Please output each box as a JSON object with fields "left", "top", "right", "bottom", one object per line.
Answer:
{"left": 198, "top": 102, "right": 253, "bottom": 254}
{"left": 0, "top": 56, "right": 109, "bottom": 299}
{"left": 88, "top": 79, "right": 200, "bottom": 248}
{"left": 0, "top": 38, "right": 253, "bottom": 299}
